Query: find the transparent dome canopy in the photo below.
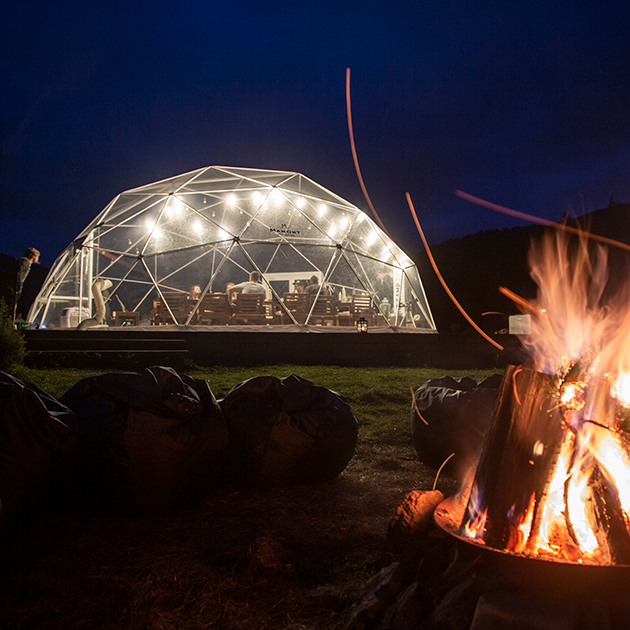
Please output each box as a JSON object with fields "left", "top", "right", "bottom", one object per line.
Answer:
{"left": 29, "top": 166, "right": 436, "bottom": 331}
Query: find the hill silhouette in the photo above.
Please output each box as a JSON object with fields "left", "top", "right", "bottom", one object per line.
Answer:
{"left": 413, "top": 201, "right": 630, "bottom": 334}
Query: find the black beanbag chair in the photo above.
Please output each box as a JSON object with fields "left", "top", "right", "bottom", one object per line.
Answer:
{"left": 0, "top": 372, "right": 77, "bottom": 534}
{"left": 411, "top": 374, "right": 503, "bottom": 482}
{"left": 219, "top": 374, "right": 358, "bottom": 486}
{"left": 59, "top": 366, "right": 228, "bottom": 516}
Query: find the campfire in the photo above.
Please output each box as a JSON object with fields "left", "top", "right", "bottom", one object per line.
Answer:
{"left": 346, "top": 227, "right": 630, "bottom": 630}
{"left": 447, "top": 229, "right": 630, "bottom": 566}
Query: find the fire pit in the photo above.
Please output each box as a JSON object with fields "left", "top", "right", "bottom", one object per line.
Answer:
{"left": 435, "top": 493, "right": 630, "bottom": 575}
{"left": 436, "top": 230, "right": 630, "bottom": 568}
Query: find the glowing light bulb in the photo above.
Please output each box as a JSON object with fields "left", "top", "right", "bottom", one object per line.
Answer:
{"left": 226, "top": 194, "right": 237, "bottom": 206}
{"left": 269, "top": 189, "right": 283, "bottom": 205}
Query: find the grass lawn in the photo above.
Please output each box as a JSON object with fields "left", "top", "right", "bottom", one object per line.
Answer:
{"left": 1, "top": 363, "right": 503, "bottom": 629}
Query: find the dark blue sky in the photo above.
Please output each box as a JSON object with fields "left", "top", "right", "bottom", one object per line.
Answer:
{"left": 2, "top": 1, "right": 630, "bottom": 267}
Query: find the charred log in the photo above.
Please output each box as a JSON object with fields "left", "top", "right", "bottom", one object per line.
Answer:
{"left": 461, "top": 365, "right": 566, "bottom": 550}
{"left": 587, "top": 465, "right": 630, "bottom": 565}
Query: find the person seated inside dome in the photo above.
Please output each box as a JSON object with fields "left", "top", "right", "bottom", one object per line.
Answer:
{"left": 304, "top": 275, "right": 321, "bottom": 295}
{"left": 304, "top": 275, "right": 331, "bottom": 296}
{"left": 227, "top": 271, "right": 266, "bottom": 299}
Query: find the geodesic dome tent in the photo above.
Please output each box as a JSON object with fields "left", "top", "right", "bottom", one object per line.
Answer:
{"left": 29, "top": 166, "right": 436, "bottom": 331}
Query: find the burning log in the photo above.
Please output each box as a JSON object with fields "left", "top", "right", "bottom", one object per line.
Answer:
{"left": 461, "top": 365, "right": 566, "bottom": 551}
{"left": 587, "top": 465, "right": 630, "bottom": 565}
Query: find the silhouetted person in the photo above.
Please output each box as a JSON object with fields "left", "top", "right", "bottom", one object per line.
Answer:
{"left": 13, "top": 247, "right": 40, "bottom": 322}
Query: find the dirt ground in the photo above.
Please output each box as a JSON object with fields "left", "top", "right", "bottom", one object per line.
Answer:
{"left": 0, "top": 446, "right": 457, "bottom": 630}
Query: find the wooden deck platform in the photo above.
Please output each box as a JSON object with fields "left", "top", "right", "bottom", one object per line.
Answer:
{"left": 23, "top": 325, "right": 525, "bottom": 370}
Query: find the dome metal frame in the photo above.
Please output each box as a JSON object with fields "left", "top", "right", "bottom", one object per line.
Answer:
{"left": 29, "top": 166, "right": 436, "bottom": 331}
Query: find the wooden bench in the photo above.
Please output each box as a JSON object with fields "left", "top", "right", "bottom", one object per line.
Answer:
{"left": 349, "top": 294, "right": 375, "bottom": 327}
{"left": 231, "top": 293, "right": 267, "bottom": 325}
{"left": 280, "top": 292, "right": 311, "bottom": 324}
{"left": 152, "top": 292, "right": 191, "bottom": 325}
{"left": 197, "top": 293, "right": 232, "bottom": 325}
{"left": 308, "top": 295, "right": 338, "bottom": 326}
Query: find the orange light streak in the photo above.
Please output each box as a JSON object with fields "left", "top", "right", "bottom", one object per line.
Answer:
{"left": 410, "top": 384, "right": 429, "bottom": 425}
{"left": 455, "top": 190, "right": 630, "bottom": 253}
{"left": 345, "top": 68, "right": 391, "bottom": 238}
{"left": 511, "top": 365, "right": 522, "bottom": 406}
{"left": 498, "top": 286, "right": 538, "bottom": 314}
{"left": 405, "top": 192, "right": 504, "bottom": 351}
{"left": 433, "top": 453, "right": 455, "bottom": 492}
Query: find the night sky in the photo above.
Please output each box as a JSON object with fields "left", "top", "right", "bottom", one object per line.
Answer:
{"left": 2, "top": 1, "right": 629, "bottom": 268}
